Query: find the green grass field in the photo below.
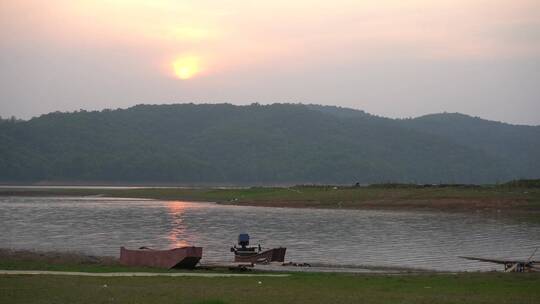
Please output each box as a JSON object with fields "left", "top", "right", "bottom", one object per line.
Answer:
{"left": 2, "top": 249, "right": 539, "bottom": 303}
{"left": 1, "top": 272, "right": 539, "bottom": 304}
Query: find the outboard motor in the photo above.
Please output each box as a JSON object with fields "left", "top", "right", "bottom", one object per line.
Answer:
{"left": 231, "top": 233, "right": 258, "bottom": 254}
{"left": 238, "top": 233, "right": 250, "bottom": 249}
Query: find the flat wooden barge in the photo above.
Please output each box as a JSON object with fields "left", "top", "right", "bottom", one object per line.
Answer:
{"left": 120, "top": 246, "right": 202, "bottom": 269}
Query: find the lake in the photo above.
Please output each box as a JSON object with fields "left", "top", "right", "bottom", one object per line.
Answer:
{"left": 1, "top": 196, "right": 539, "bottom": 271}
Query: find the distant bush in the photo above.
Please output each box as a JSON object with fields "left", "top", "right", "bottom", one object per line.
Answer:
{"left": 367, "top": 183, "right": 481, "bottom": 189}
{"left": 501, "top": 179, "right": 540, "bottom": 188}
{"left": 367, "top": 183, "right": 418, "bottom": 189}
{"left": 194, "top": 300, "right": 228, "bottom": 304}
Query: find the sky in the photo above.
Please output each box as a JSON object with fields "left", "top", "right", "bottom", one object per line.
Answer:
{"left": 1, "top": 0, "right": 539, "bottom": 125}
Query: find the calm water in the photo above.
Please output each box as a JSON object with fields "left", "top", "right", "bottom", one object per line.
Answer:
{"left": 1, "top": 196, "right": 539, "bottom": 271}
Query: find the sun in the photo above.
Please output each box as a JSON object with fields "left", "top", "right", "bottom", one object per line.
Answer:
{"left": 172, "top": 56, "right": 201, "bottom": 80}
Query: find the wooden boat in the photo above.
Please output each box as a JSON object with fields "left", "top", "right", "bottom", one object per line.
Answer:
{"left": 119, "top": 246, "right": 202, "bottom": 269}
{"left": 460, "top": 256, "right": 538, "bottom": 272}
{"left": 234, "top": 247, "right": 287, "bottom": 263}
{"left": 460, "top": 248, "right": 539, "bottom": 272}
{"left": 231, "top": 233, "right": 286, "bottom": 264}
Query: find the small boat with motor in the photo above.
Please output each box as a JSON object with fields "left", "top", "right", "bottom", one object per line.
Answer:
{"left": 230, "top": 233, "right": 286, "bottom": 264}
{"left": 119, "top": 246, "right": 203, "bottom": 269}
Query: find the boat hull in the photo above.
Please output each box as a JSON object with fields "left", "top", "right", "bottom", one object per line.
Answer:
{"left": 120, "top": 246, "right": 202, "bottom": 269}
{"left": 234, "top": 247, "right": 286, "bottom": 263}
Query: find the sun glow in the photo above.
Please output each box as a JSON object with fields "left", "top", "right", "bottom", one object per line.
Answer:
{"left": 173, "top": 56, "right": 201, "bottom": 80}
{"left": 167, "top": 201, "right": 190, "bottom": 248}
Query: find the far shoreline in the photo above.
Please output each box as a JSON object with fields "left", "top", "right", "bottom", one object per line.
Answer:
{"left": 1, "top": 181, "right": 539, "bottom": 217}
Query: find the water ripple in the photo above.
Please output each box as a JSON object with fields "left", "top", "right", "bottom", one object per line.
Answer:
{"left": 1, "top": 196, "right": 539, "bottom": 271}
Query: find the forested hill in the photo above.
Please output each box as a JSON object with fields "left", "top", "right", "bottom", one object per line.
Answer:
{"left": 1, "top": 103, "right": 539, "bottom": 185}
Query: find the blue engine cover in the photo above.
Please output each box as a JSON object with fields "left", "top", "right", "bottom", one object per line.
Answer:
{"left": 238, "top": 233, "right": 250, "bottom": 244}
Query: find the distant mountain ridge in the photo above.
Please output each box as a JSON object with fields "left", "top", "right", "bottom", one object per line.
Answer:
{"left": 1, "top": 103, "right": 539, "bottom": 184}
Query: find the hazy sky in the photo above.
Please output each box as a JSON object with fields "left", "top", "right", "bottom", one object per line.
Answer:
{"left": 1, "top": 0, "right": 539, "bottom": 125}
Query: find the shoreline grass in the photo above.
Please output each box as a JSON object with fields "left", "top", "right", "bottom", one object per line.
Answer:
{"left": 0, "top": 249, "right": 283, "bottom": 274}
{"left": 0, "top": 248, "right": 421, "bottom": 275}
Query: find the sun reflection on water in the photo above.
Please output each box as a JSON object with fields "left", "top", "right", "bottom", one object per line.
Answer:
{"left": 167, "top": 201, "right": 191, "bottom": 248}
